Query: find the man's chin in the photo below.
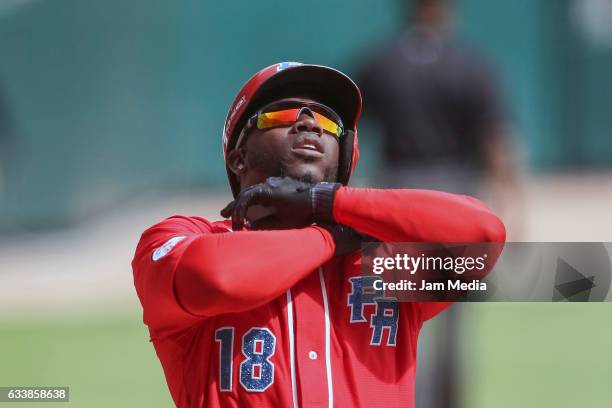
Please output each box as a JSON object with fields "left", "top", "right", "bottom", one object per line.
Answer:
{"left": 282, "top": 165, "right": 334, "bottom": 184}
{"left": 285, "top": 170, "right": 318, "bottom": 184}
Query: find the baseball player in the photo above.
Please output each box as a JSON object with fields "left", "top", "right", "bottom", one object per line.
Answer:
{"left": 132, "top": 62, "right": 506, "bottom": 407}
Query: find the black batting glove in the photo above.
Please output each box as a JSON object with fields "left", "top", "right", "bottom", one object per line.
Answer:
{"left": 220, "top": 176, "right": 340, "bottom": 231}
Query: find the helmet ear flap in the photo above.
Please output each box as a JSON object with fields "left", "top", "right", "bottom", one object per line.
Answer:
{"left": 337, "top": 129, "right": 356, "bottom": 185}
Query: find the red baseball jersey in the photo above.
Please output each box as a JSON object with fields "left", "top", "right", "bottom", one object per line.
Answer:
{"left": 132, "top": 187, "right": 505, "bottom": 407}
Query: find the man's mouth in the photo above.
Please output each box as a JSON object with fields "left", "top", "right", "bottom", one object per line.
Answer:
{"left": 292, "top": 135, "right": 324, "bottom": 158}
{"left": 297, "top": 143, "right": 319, "bottom": 151}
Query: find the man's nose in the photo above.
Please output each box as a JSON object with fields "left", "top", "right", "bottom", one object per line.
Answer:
{"left": 291, "top": 108, "right": 323, "bottom": 136}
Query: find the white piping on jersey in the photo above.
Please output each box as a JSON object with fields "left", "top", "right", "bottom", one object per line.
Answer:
{"left": 318, "top": 267, "right": 334, "bottom": 408}
{"left": 286, "top": 289, "right": 298, "bottom": 408}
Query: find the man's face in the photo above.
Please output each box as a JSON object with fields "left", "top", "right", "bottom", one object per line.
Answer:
{"left": 234, "top": 97, "right": 341, "bottom": 186}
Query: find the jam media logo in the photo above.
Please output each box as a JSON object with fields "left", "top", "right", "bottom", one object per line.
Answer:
{"left": 552, "top": 243, "right": 611, "bottom": 302}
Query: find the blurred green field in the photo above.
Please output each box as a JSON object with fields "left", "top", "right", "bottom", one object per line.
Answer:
{"left": 465, "top": 303, "right": 612, "bottom": 408}
{"left": 0, "top": 313, "right": 173, "bottom": 408}
{"left": 0, "top": 304, "right": 610, "bottom": 407}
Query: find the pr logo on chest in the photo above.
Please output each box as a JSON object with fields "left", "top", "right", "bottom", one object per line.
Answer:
{"left": 347, "top": 276, "right": 399, "bottom": 346}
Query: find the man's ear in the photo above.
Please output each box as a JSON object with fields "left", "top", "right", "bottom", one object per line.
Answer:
{"left": 227, "top": 148, "right": 247, "bottom": 176}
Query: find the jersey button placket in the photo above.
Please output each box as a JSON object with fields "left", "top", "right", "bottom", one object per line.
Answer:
{"left": 292, "top": 271, "right": 329, "bottom": 406}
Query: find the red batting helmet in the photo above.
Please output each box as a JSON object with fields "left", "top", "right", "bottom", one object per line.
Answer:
{"left": 222, "top": 62, "right": 362, "bottom": 197}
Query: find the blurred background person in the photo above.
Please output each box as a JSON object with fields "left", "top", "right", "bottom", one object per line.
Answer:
{"left": 358, "top": 0, "right": 523, "bottom": 407}
{"left": 358, "top": 0, "right": 522, "bottom": 210}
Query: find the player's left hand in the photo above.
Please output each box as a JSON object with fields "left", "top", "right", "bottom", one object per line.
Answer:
{"left": 220, "top": 176, "right": 340, "bottom": 231}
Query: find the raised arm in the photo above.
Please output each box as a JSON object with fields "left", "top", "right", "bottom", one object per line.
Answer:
{"left": 332, "top": 187, "right": 506, "bottom": 243}
{"left": 218, "top": 180, "right": 506, "bottom": 326}
{"left": 132, "top": 216, "right": 334, "bottom": 334}
{"left": 221, "top": 178, "right": 505, "bottom": 244}
{"left": 174, "top": 227, "right": 334, "bottom": 315}
{"left": 332, "top": 187, "right": 506, "bottom": 323}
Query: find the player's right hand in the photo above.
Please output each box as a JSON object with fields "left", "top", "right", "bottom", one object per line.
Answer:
{"left": 221, "top": 177, "right": 312, "bottom": 231}
{"left": 220, "top": 177, "right": 340, "bottom": 231}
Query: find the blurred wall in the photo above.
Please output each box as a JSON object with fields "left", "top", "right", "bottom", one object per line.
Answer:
{"left": 0, "top": 0, "right": 399, "bottom": 229}
{"left": 0, "top": 0, "right": 610, "bottom": 230}
{"left": 460, "top": 0, "right": 612, "bottom": 168}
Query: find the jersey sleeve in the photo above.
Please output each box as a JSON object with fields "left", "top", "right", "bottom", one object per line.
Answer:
{"left": 132, "top": 216, "right": 336, "bottom": 338}
{"left": 333, "top": 187, "right": 506, "bottom": 244}
{"left": 333, "top": 187, "right": 505, "bottom": 323}
{"left": 132, "top": 216, "right": 213, "bottom": 338}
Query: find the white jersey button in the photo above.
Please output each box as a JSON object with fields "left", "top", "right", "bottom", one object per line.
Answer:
{"left": 308, "top": 351, "right": 318, "bottom": 360}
